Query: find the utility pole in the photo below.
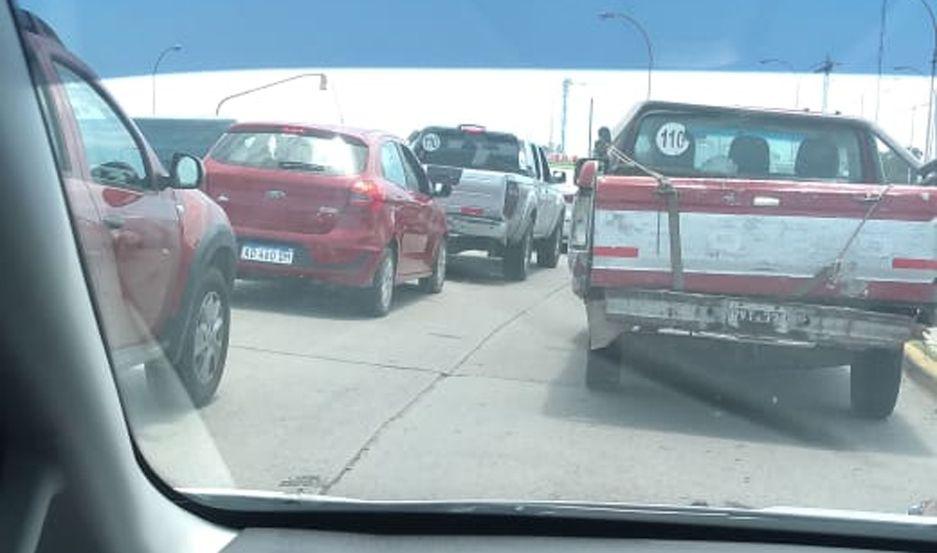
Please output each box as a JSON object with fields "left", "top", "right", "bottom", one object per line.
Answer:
{"left": 876, "top": 0, "right": 888, "bottom": 122}
{"left": 561, "top": 78, "right": 571, "bottom": 154}
{"left": 587, "top": 97, "right": 594, "bottom": 157}
{"left": 814, "top": 55, "right": 840, "bottom": 113}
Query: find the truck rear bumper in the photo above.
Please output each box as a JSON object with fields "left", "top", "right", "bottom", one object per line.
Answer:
{"left": 587, "top": 289, "right": 914, "bottom": 351}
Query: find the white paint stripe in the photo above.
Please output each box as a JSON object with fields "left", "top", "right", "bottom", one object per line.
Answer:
{"left": 593, "top": 209, "right": 936, "bottom": 284}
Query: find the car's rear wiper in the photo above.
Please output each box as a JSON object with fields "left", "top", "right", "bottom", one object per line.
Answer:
{"left": 278, "top": 161, "right": 328, "bottom": 172}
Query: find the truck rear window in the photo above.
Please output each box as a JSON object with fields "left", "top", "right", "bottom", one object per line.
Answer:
{"left": 621, "top": 112, "right": 865, "bottom": 183}
{"left": 412, "top": 129, "right": 521, "bottom": 174}
{"left": 210, "top": 131, "right": 367, "bottom": 175}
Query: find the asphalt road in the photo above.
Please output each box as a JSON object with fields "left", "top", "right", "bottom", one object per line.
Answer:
{"left": 123, "top": 254, "right": 937, "bottom": 515}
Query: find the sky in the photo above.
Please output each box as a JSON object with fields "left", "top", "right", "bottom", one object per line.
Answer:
{"left": 18, "top": 0, "right": 937, "bottom": 77}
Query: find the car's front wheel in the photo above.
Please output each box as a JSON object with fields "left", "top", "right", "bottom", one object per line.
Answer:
{"left": 850, "top": 347, "right": 902, "bottom": 419}
{"left": 361, "top": 247, "right": 396, "bottom": 317}
{"left": 146, "top": 267, "right": 230, "bottom": 408}
{"left": 419, "top": 238, "right": 446, "bottom": 294}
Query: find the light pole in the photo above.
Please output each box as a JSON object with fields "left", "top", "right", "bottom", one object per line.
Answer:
{"left": 759, "top": 58, "right": 800, "bottom": 108}
{"left": 151, "top": 44, "right": 182, "bottom": 116}
{"left": 879, "top": 0, "right": 937, "bottom": 158}
{"left": 598, "top": 11, "right": 654, "bottom": 100}
{"left": 215, "top": 73, "right": 328, "bottom": 116}
{"left": 813, "top": 55, "right": 841, "bottom": 113}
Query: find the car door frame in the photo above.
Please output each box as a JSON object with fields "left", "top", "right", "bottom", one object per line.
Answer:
{"left": 397, "top": 141, "right": 439, "bottom": 275}
{"left": 378, "top": 139, "right": 422, "bottom": 278}
{"left": 42, "top": 49, "right": 183, "bottom": 356}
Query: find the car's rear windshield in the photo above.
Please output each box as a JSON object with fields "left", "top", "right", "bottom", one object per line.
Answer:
{"left": 618, "top": 111, "right": 865, "bottom": 183}
{"left": 411, "top": 128, "right": 521, "bottom": 173}
{"left": 210, "top": 130, "right": 368, "bottom": 175}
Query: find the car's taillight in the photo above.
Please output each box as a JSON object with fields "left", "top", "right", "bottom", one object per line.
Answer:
{"left": 569, "top": 190, "right": 592, "bottom": 250}
{"left": 503, "top": 178, "right": 520, "bottom": 218}
{"left": 350, "top": 179, "right": 383, "bottom": 210}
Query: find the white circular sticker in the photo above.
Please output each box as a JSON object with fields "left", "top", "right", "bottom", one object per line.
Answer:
{"left": 421, "top": 133, "right": 441, "bottom": 152}
{"left": 655, "top": 122, "right": 689, "bottom": 156}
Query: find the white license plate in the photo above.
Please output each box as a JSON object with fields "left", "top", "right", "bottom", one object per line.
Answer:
{"left": 240, "top": 245, "right": 294, "bottom": 265}
{"left": 727, "top": 301, "right": 789, "bottom": 330}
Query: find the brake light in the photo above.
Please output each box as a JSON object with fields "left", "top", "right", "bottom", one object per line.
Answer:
{"left": 279, "top": 125, "right": 307, "bottom": 135}
{"left": 459, "top": 124, "right": 486, "bottom": 134}
{"left": 569, "top": 190, "right": 593, "bottom": 250}
{"left": 350, "top": 179, "right": 383, "bottom": 209}
{"left": 503, "top": 179, "right": 520, "bottom": 218}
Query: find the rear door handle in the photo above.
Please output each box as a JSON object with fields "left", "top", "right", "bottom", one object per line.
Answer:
{"left": 103, "top": 214, "right": 124, "bottom": 229}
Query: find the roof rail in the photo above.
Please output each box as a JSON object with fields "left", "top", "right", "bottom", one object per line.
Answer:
{"left": 15, "top": 9, "right": 64, "bottom": 46}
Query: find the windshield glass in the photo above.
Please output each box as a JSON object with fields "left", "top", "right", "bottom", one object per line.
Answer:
{"left": 412, "top": 129, "right": 522, "bottom": 173}
{"left": 210, "top": 131, "right": 368, "bottom": 174}
{"left": 14, "top": 0, "right": 937, "bottom": 533}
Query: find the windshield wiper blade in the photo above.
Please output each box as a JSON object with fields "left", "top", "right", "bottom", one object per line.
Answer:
{"left": 278, "top": 161, "right": 327, "bottom": 172}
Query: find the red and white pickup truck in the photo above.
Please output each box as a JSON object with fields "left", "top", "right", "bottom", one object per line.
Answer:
{"left": 569, "top": 102, "right": 936, "bottom": 419}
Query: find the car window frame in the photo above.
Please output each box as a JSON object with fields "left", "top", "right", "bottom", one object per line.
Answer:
{"left": 49, "top": 56, "right": 156, "bottom": 191}
{"left": 380, "top": 140, "right": 407, "bottom": 189}
{"left": 397, "top": 142, "right": 430, "bottom": 195}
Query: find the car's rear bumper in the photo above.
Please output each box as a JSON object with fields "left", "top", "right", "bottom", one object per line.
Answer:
{"left": 586, "top": 288, "right": 914, "bottom": 351}
{"left": 233, "top": 227, "right": 383, "bottom": 287}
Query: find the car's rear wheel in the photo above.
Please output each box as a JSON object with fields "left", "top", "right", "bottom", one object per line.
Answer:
{"left": 419, "top": 238, "right": 446, "bottom": 294}
{"left": 503, "top": 223, "right": 532, "bottom": 281}
{"left": 146, "top": 267, "right": 230, "bottom": 408}
{"left": 361, "top": 248, "right": 396, "bottom": 317}
{"left": 850, "top": 347, "right": 902, "bottom": 419}
{"left": 537, "top": 215, "right": 562, "bottom": 268}
{"left": 585, "top": 342, "right": 621, "bottom": 391}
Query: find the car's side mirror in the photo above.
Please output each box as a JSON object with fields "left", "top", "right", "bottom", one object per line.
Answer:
{"left": 551, "top": 170, "right": 567, "bottom": 184}
{"left": 431, "top": 181, "right": 452, "bottom": 198}
{"left": 170, "top": 153, "right": 203, "bottom": 189}
{"left": 574, "top": 158, "right": 601, "bottom": 189}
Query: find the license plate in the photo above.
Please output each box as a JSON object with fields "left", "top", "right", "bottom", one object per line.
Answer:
{"left": 727, "top": 301, "right": 789, "bottom": 332}
{"left": 240, "top": 245, "right": 294, "bottom": 265}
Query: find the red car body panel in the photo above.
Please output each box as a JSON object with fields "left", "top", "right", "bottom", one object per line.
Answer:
{"left": 204, "top": 123, "right": 447, "bottom": 288}
{"left": 21, "top": 24, "right": 236, "bottom": 361}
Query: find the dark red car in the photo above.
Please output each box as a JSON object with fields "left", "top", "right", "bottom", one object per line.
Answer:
{"left": 204, "top": 123, "right": 450, "bottom": 316}
{"left": 18, "top": 10, "right": 237, "bottom": 406}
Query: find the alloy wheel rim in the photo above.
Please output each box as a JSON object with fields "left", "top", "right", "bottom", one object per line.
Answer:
{"left": 193, "top": 290, "right": 224, "bottom": 385}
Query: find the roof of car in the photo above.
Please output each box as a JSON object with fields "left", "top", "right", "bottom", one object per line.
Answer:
{"left": 632, "top": 100, "right": 871, "bottom": 126}
{"left": 226, "top": 122, "right": 397, "bottom": 143}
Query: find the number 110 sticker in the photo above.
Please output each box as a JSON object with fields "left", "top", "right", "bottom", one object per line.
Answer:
{"left": 655, "top": 122, "right": 689, "bottom": 156}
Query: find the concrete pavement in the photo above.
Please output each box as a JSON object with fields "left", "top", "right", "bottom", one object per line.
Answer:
{"left": 127, "top": 254, "right": 937, "bottom": 515}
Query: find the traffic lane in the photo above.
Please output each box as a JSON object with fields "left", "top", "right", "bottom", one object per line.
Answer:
{"left": 226, "top": 253, "right": 570, "bottom": 374}
{"left": 328, "top": 287, "right": 937, "bottom": 513}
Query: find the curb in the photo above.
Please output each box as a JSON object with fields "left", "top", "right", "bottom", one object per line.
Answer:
{"left": 904, "top": 341, "right": 937, "bottom": 384}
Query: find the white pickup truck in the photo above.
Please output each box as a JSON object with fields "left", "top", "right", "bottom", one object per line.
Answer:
{"left": 410, "top": 125, "right": 566, "bottom": 280}
{"left": 569, "top": 102, "right": 936, "bottom": 419}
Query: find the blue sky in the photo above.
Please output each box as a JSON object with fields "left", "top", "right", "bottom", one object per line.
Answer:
{"left": 18, "top": 0, "right": 937, "bottom": 77}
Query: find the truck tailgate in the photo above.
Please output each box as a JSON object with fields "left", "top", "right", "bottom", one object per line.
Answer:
{"left": 590, "top": 176, "right": 936, "bottom": 304}
{"left": 430, "top": 165, "right": 508, "bottom": 219}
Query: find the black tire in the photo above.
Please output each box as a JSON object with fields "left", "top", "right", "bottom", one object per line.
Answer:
{"left": 537, "top": 215, "right": 562, "bottom": 269}
{"left": 146, "top": 267, "right": 230, "bottom": 408}
{"left": 361, "top": 248, "right": 396, "bottom": 317}
{"left": 502, "top": 223, "right": 533, "bottom": 281}
{"left": 419, "top": 238, "right": 446, "bottom": 294}
{"left": 850, "top": 347, "right": 902, "bottom": 419}
{"left": 586, "top": 342, "right": 621, "bottom": 391}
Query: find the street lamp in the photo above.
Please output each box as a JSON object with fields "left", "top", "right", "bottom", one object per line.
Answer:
{"left": 598, "top": 11, "right": 654, "bottom": 100}
{"left": 151, "top": 44, "right": 182, "bottom": 116}
{"left": 879, "top": 0, "right": 937, "bottom": 158}
{"left": 215, "top": 73, "right": 329, "bottom": 116}
{"left": 759, "top": 58, "right": 801, "bottom": 108}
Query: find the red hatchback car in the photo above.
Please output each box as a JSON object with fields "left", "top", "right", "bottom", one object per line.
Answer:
{"left": 204, "top": 123, "right": 450, "bottom": 315}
